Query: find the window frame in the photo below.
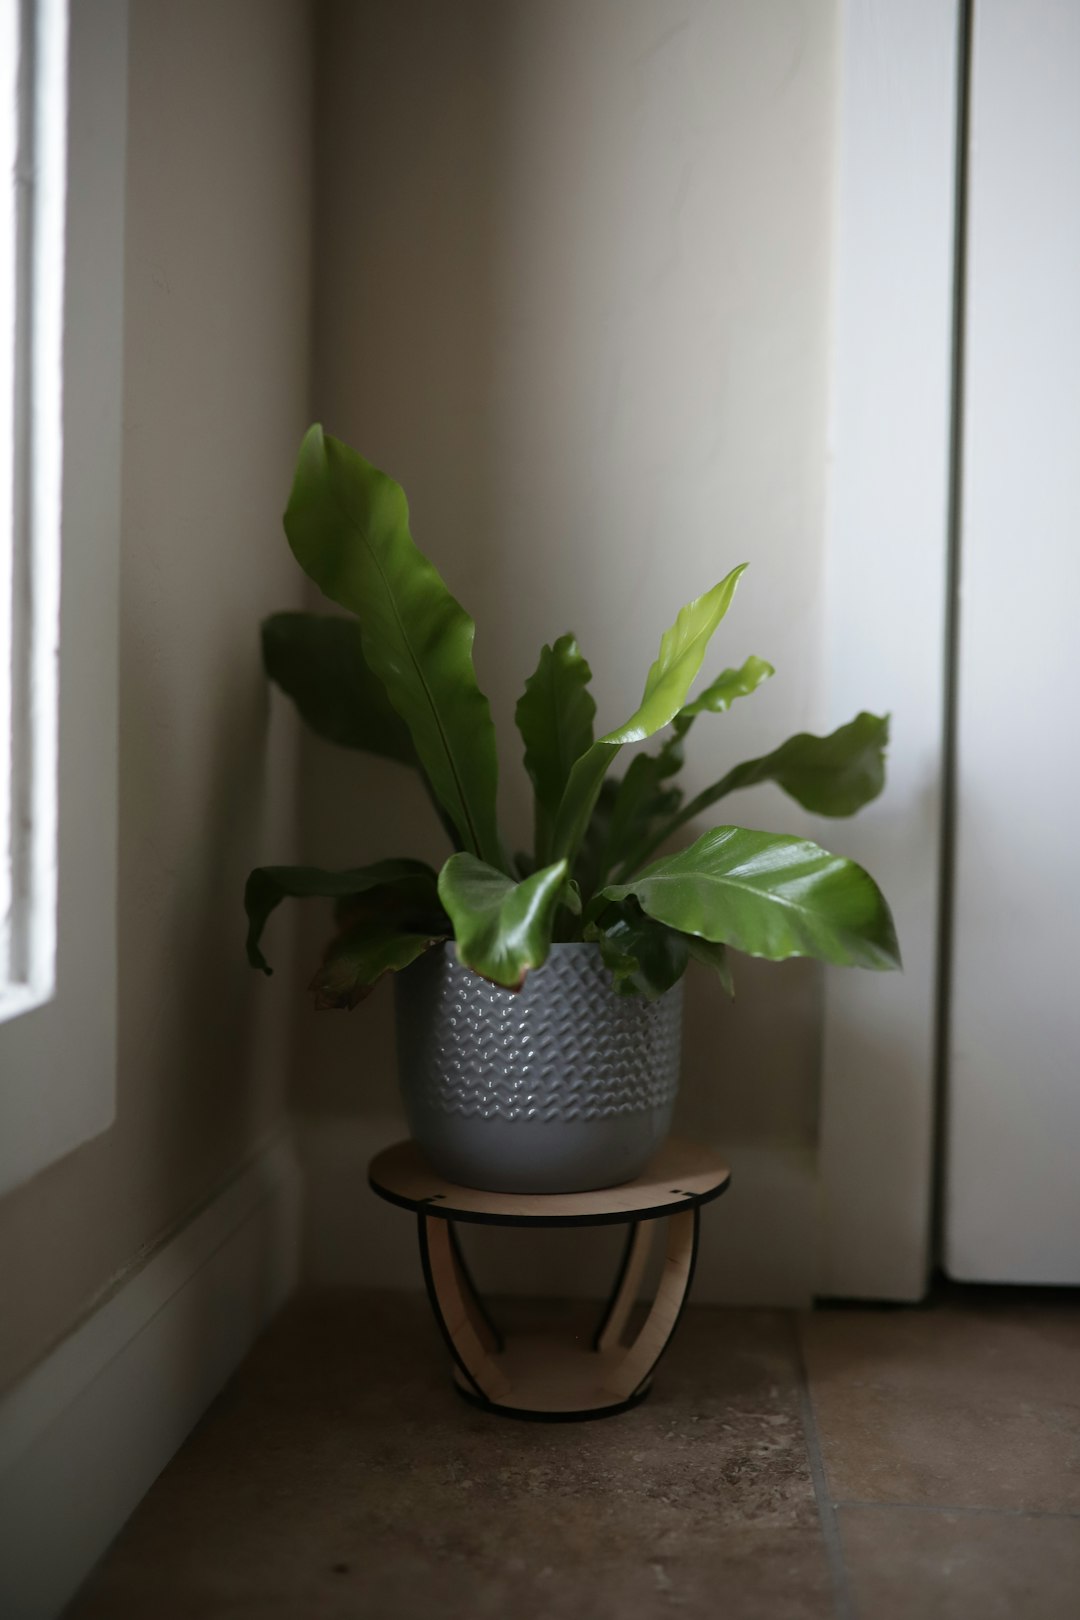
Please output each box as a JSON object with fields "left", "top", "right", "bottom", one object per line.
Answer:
{"left": 0, "top": 0, "right": 128, "bottom": 1195}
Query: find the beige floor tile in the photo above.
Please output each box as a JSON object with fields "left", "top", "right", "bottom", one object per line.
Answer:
{"left": 68, "top": 1294, "right": 835, "bottom": 1620}
{"left": 838, "top": 1505, "right": 1080, "bottom": 1620}
{"left": 799, "top": 1300, "right": 1080, "bottom": 1512}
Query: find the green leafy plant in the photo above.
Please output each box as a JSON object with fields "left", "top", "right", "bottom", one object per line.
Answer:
{"left": 245, "top": 426, "right": 900, "bottom": 1005}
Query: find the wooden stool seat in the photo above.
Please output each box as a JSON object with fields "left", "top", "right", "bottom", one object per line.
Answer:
{"left": 369, "top": 1138, "right": 731, "bottom": 1421}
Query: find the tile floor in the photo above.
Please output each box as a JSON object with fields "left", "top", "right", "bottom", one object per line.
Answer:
{"left": 69, "top": 1287, "right": 1080, "bottom": 1619}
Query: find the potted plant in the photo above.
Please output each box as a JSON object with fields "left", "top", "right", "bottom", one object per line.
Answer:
{"left": 245, "top": 427, "right": 900, "bottom": 1193}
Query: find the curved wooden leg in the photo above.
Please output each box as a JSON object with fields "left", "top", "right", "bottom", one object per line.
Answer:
{"left": 418, "top": 1208, "right": 700, "bottom": 1419}
{"left": 601, "top": 1208, "right": 699, "bottom": 1402}
{"left": 447, "top": 1223, "right": 503, "bottom": 1352}
{"left": 592, "top": 1221, "right": 655, "bottom": 1352}
{"left": 418, "top": 1216, "right": 511, "bottom": 1402}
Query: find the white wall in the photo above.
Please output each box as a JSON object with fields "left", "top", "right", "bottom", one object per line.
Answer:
{"left": 289, "top": 0, "right": 841, "bottom": 1303}
{"left": 0, "top": 0, "right": 312, "bottom": 1392}
{"left": 817, "top": 0, "right": 961, "bottom": 1301}
{"left": 945, "top": 0, "right": 1080, "bottom": 1283}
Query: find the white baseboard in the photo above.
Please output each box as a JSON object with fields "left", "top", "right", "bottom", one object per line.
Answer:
{"left": 0, "top": 1129, "right": 302, "bottom": 1620}
{"left": 298, "top": 1114, "right": 818, "bottom": 1309}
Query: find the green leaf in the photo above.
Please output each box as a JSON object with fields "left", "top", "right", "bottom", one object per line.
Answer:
{"left": 626, "top": 712, "right": 890, "bottom": 874}
{"left": 244, "top": 858, "right": 440, "bottom": 974}
{"left": 549, "top": 565, "right": 747, "bottom": 865}
{"left": 683, "top": 935, "right": 735, "bottom": 997}
{"left": 585, "top": 899, "right": 690, "bottom": 1000}
{"left": 560, "top": 878, "right": 583, "bottom": 916}
{"left": 672, "top": 654, "right": 775, "bottom": 736}
{"left": 603, "top": 826, "right": 901, "bottom": 970}
{"left": 587, "top": 751, "right": 683, "bottom": 892}
{"left": 607, "top": 656, "right": 772, "bottom": 867}
{"left": 515, "top": 634, "right": 596, "bottom": 863}
{"left": 310, "top": 916, "right": 442, "bottom": 1010}
{"left": 261, "top": 611, "right": 417, "bottom": 764}
{"left": 573, "top": 777, "right": 620, "bottom": 900}
{"left": 284, "top": 426, "right": 504, "bottom": 867}
{"left": 602, "top": 656, "right": 770, "bottom": 870}
{"left": 437, "top": 853, "right": 570, "bottom": 989}
{"left": 704, "top": 711, "right": 890, "bottom": 815}
{"left": 261, "top": 610, "right": 461, "bottom": 850}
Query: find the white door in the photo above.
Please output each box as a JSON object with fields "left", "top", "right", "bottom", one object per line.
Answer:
{"left": 944, "top": 0, "right": 1080, "bottom": 1282}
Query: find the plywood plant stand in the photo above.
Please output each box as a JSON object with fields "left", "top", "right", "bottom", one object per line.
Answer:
{"left": 368, "top": 1138, "right": 731, "bottom": 1421}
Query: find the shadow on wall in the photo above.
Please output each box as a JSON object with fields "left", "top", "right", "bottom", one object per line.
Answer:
{"left": 117, "top": 583, "right": 299, "bottom": 1231}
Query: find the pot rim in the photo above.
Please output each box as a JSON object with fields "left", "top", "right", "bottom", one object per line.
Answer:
{"left": 431, "top": 938, "right": 603, "bottom": 958}
{"left": 409, "top": 939, "right": 685, "bottom": 1005}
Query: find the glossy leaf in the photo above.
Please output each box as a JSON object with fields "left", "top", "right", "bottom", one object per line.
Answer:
{"left": 550, "top": 565, "right": 747, "bottom": 864}
{"left": 621, "top": 656, "right": 772, "bottom": 848}
{"left": 261, "top": 611, "right": 417, "bottom": 764}
{"left": 284, "top": 427, "right": 504, "bottom": 867}
{"left": 245, "top": 858, "right": 440, "bottom": 974}
{"left": 627, "top": 712, "right": 890, "bottom": 873}
{"left": 585, "top": 899, "right": 690, "bottom": 1000}
{"left": 603, "top": 826, "right": 901, "bottom": 970}
{"left": 310, "top": 916, "right": 442, "bottom": 1010}
{"left": 672, "top": 654, "right": 775, "bottom": 736}
{"left": 515, "top": 634, "right": 596, "bottom": 863}
{"left": 703, "top": 711, "right": 890, "bottom": 815}
{"left": 437, "top": 852, "right": 570, "bottom": 989}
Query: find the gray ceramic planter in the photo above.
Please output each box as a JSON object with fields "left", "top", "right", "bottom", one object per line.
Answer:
{"left": 394, "top": 941, "right": 682, "bottom": 1194}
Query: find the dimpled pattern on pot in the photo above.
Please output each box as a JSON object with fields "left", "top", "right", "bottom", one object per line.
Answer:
{"left": 394, "top": 942, "right": 683, "bottom": 1193}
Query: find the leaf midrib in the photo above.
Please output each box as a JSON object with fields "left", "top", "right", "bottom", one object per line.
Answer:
{"left": 618, "top": 861, "right": 865, "bottom": 932}
{"left": 325, "top": 466, "right": 488, "bottom": 862}
{"left": 534, "top": 653, "right": 583, "bottom": 805}
{"left": 551, "top": 662, "right": 585, "bottom": 790}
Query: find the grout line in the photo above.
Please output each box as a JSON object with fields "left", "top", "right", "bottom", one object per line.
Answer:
{"left": 790, "top": 1315, "right": 857, "bottom": 1620}
{"left": 835, "top": 1499, "right": 1080, "bottom": 1522}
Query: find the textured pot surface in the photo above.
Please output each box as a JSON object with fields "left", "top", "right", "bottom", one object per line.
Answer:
{"left": 394, "top": 942, "right": 683, "bottom": 1193}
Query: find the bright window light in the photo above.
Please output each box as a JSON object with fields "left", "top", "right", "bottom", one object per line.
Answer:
{"left": 0, "top": 0, "right": 67, "bottom": 1023}
{"left": 0, "top": 0, "right": 19, "bottom": 997}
